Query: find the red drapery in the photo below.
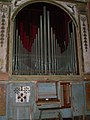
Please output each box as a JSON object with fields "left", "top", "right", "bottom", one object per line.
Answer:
{"left": 20, "top": 22, "right": 37, "bottom": 52}
{"left": 18, "top": 6, "right": 70, "bottom": 53}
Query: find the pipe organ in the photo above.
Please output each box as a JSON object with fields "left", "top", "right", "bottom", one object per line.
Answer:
{"left": 13, "top": 6, "right": 77, "bottom": 75}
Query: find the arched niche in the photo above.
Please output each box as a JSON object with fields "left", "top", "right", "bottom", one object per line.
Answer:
{"left": 10, "top": 1, "right": 79, "bottom": 75}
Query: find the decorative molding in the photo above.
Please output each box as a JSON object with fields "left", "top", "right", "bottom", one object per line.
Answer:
{"left": 66, "top": 4, "right": 76, "bottom": 15}
{"left": 0, "top": 13, "right": 6, "bottom": 47}
{"left": 0, "top": 4, "right": 8, "bottom": 47}
{"left": 0, "top": 0, "right": 87, "bottom": 2}
{"left": 14, "top": 0, "right": 22, "bottom": 7}
{"left": 80, "top": 14, "right": 90, "bottom": 73}
{"left": 80, "top": 16, "right": 88, "bottom": 52}
{"left": 0, "top": 4, "right": 9, "bottom": 72}
{"left": 75, "top": 0, "right": 86, "bottom": 2}
{"left": 55, "top": 1, "right": 77, "bottom": 14}
{"left": 11, "top": 0, "right": 78, "bottom": 23}
{"left": 56, "top": 1, "right": 78, "bottom": 23}
{"left": 12, "top": 0, "right": 27, "bottom": 9}
{"left": 14, "top": 86, "right": 30, "bottom": 103}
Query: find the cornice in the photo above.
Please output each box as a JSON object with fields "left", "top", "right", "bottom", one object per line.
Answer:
{"left": 0, "top": 0, "right": 88, "bottom": 3}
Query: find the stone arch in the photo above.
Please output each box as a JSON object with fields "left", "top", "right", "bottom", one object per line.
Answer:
{"left": 11, "top": 0, "right": 78, "bottom": 27}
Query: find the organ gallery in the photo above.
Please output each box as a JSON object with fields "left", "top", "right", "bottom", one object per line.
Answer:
{"left": 0, "top": 0, "right": 90, "bottom": 120}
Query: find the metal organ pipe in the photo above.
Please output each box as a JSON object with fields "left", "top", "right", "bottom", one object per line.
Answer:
{"left": 15, "top": 29, "right": 18, "bottom": 71}
{"left": 37, "top": 28, "right": 41, "bottom": 74}
{"left": 43, "top": 6, "right": 47, "bottom": 74}
{"left": 71, "top": 33, "right": 74, "bottom": 74}
{"left": 18, "top": 36, "right": 21, "bottom": 72}
{"left": 70, "top": 33, "right": 74, "bottom": 74}
{"left": 35, "top": 34, "right": 38, "bottom": 73}
{"left": 72, "top": 23, "right": 77, "bottom": 74}
{"left": 55, "top": 39, "right": 58, "bottom": 73}
{"left": 13, "top": 6, "right": 77, "bottom": 75}
{"left": 47, "top": 11, "right": 51, "bottom": 73}
{"left": 51, "top": 27, "right": 54, "bottom": 73}
{"left": 32, "top": 38, "right": 36, "bottom": 74}
{"left": 33, "top": 38, "right": 36, "bottom": 74}
{"left": 53, "top": 34, "right": 56, "bottom": 73}
{"left": 56, "top": 40, "right": 60, "bottom": 74}
{"left": 40, "top": 15, "right": 43, "bottom": 73}
{"left": 55, "top": 40, "right": 59, "bottom": 74}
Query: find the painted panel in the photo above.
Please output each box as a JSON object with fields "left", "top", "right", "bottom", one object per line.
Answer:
{"left": 0, "top": 117, "right": 7, "bottom": 120}
{"left": 7, "top": 81, "right": 86, "bottom": 119}
{"left": 8, "top": 82, "right": 36, "bottom": 120}
{"left": 13, "top": 106, "right": 30, "bottom": 119}
{"left": 85, "top": 83, "right": 90, "bottom": 111}
{"left": 14, "top": 86, "right": 30, "bottom": 103}
{"left": 72, "top": 83, "right": 84, "bottom": 116}
{"left": 0, "top": 84, "right": 6, "bottom": 116}
{"left": 84, "top": 81, "right": 90, "bottom": 115}
{"left": 0, "top": 4, "right": 9, "bottom": 72}
{"left": 80, "top": 14, "right": 90, "bottom": 73}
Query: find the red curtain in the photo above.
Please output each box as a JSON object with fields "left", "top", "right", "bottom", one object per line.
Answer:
{"left": 19, "top": 7, "right": 70, "bottom": 53}
{"left": 20, "top": 22, "right": 37, "bottom": 52}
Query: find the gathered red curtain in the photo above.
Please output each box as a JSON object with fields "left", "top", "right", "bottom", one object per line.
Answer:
{"left": 20, "top": 22, "right": 37, "bottom": 52}
{"left": 17, "top": 4, "right": 70, "bottom": 53}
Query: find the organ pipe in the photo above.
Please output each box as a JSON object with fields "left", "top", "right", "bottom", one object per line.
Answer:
{"left": 53, "top": 34, "right": 56, "bottom": 73}
{"left": 56, "top": 43, "right": 60, "bottom": 74}
{"left": 72, "top": 22, "right": 77, "bottom": 74}
{"left": 37, "top": 28, "right": 41, "bottom": 74}
{"left": 15, "top": 29, "right": 18, "bottom": 71}
{"left": 71, "top": 33, "right": 75, "bottom": 74}
{"left": 40, "top": 15, "right": 44, "bottom": 73}
{"left": 51, "top": 27, "right": 54, "bottom": 73}
{"left": 47, "top": 11, "right": 51, "bottom": 73}
{"left": 18, "top": 36, "right": 21, "bottom": 71}
{"left": 35, "top": 34, "right": 38, "bottom": 73}
{"left": 43, "top": 6, "right": 47, "bottom": 74}
{"left": 14, "top": 6, "right": 77, "bottom": 75}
